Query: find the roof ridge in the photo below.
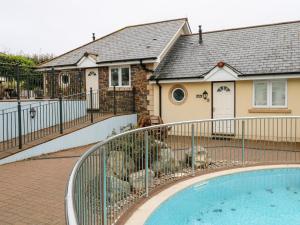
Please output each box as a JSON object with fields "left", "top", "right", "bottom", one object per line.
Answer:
{"left": 124, "top": 17, "right": 188, "bottom": 29}
{"left": 38, "top": 18, "right": 188, "bottom": 68}
{"left": 181, "top": 19, "right": 300, "bottom": 37}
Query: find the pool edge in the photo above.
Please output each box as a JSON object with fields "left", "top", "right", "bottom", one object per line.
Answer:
{"left": 124, "top": 164, "right": 300, "bottom": 225}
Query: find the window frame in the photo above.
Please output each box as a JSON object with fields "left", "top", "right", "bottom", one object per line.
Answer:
{"left": 253, "top": 79, "right": 287, "bottom": 108}
{"left": 109, "top": 66, "right": 131, "bottom": 88}
{"left": 60, "top": 72, "right": 70, "bottom": 86}
{"left": 172, "top": 87, "right": 186, "bottom": 103}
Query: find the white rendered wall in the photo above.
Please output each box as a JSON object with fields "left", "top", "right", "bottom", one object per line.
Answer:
{"left": 0, "top": 114, "right": 137, "bottom": 165}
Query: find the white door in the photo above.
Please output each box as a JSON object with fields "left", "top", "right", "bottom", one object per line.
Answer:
{"left": 213, "top": 82, "right": 235, "bottom": 134}
{"left": 85, "top": 68, "right": 99, "bottom": 109}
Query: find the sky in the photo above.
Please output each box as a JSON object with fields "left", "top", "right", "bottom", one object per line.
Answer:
{"left": 0, "top": 0, "right": 299, "bottom": 56}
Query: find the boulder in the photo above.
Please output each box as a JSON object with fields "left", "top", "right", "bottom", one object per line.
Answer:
{"left": 107, "top": 151, "right": 135, "bottom": 179}
{"left": 186, "top": 146, "right": 209, "bottom": 168}
{"left": 153, "top": 140, "right": 169, "bottom": 149}
{"left": 129, "top": 169, "right": 154, "bottom": 191}
{"left": 152, "top": 147, "right": 180, "bottom": 175}
{"left": 107, "top": 176, "right": 131, "bottom": 203}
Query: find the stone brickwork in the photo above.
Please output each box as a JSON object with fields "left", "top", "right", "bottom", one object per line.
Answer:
{"left": 98, "top": 65, "right": 150, "bottom": 117}
{"left": 43, "top": 65, "right": 150, "bottom": 117}
{"left": 43, "top": 69, "right": 84, "bottom": 98}
{"left": 130, "top": 65, "right": 150, "bottom": 117}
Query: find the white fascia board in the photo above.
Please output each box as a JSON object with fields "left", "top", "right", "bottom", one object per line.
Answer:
{"left": 156, "top": 22, "right": 188, "bottom": 64}
{"left": 77, "top": 55, "right": 97, "bottom": 68}
{"left": 36, "top": 66, "right": 78, "bottom": 72}
{"left": 97, "top": 59, "right": 158, "bottom": 67}
{"left": 37, "top": 59, "right": 158, "bottom": 72}
{"left": 204, "top": 66, "right": 239, "bottom": 81}
{"left": 149, "top": 79, "right": 204, "bottom": 84}
{"left": 239, "top": 74, "right": 300, "bottom": 80}
{"left": 150, "top": 74, "right": 300, "bottom": 84}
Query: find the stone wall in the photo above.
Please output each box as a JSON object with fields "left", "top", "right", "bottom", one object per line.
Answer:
{"left": 43, "top": 65, "right": 150, "bottom": 117}
{"left": 43, "top": 69, "right": 84, "bottom": 98}
{"left": 98, "top": 65, "right": 150, "bottom": 117}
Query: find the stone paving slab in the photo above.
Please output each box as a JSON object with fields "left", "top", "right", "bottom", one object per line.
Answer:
{"left": 0, "top": 145, "right": 91, "bottom": 225}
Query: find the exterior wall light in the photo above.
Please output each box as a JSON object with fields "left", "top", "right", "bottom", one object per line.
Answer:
{"left": 30, "top": 107, "right": 36, "bottom": 119}
{"left": 202, "top": 90, "right": 208, "bottom": 100}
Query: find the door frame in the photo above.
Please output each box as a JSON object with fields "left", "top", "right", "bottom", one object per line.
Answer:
{"left": 85, "top": 68, "right": 100, "bottom": 110}
{"left": 211, "top": 81, "right": 236, "bottom": 136}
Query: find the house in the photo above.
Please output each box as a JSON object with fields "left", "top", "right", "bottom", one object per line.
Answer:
{"left": 150, "top": 20, "right": 300, "bottom": 125}
{"left": 37, "top": 18, "right": 192, "bottom": 116}
{"left": 38, "top": 18, "right": 300, "bottom": 123}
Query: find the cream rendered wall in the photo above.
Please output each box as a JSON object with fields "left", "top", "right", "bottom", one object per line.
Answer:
{"left": 154, "top": 79, "right": 300, "bottom": 123}
{"left": 147, "top": 22, "right": 191, "bottom": 115}
{"left": 161, "top": 83, "right": 211, "bottom": 123}
{"left": 236, "top": 79, "right": 300, "bottom": 117}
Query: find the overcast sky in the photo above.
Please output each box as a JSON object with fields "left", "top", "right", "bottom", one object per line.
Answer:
{"left": 0, "top": 0, "right": 299, "bottom": 56}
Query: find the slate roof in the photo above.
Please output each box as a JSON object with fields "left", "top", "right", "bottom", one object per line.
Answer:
{"left": 154, "top": 21, "right": 300, "bottom": 80}
{"left": 38, "top": 18, "right": 187, "bottom": 68}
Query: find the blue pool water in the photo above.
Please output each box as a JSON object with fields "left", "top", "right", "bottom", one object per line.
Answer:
{"left": 145, "top": 168, "right": 300, "bottom": 225}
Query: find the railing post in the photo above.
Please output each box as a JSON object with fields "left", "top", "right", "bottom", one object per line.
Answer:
{"left": 15, "top": 64, "right": 20, "bottom": 100}
{"left": 17, "top": 100, "right": 22, "bottom": 149}
{"left": 113, "top": 85, "right": 116, "bottom": 115}
{"left": 144, "top": 130, "right": 149, "bottom": 197}
{"left": 242, "top": 120, "right": 245, "bottom": 165}
{"left": 79, "top": 69, "right": 83, "bottom": 94}
{"left": 90, "top": 87, "right": 94, "bottom": 123}
{"left": 51, "top": 67, "right": 55, "bottom": 99}
{"left": 59, "top": 95, "right": 63, "bottom": 134}
{"left": 191, "top": 124, "right": 195, "bottom": 176}
{"left": 101, "top": 149, "right": 107, "bottom": 225}
{"left": 132, "top": 87, "right": 136, "bottom": 113}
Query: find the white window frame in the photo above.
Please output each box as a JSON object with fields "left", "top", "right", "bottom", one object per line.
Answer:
{"left": 172, "top": 87, "right": 186, "bottom": 103}
{"left": 253, "top": 79, "right": 287, "bottom": 108}
{"left": 109, "top": 66, "right": 131, "bottom": 87}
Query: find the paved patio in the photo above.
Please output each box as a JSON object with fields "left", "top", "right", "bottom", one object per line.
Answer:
{"left": 0, "top": 145, "right": 92, "bottom": 225}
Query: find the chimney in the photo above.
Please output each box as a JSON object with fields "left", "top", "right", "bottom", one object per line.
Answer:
{"left": 198, "top": 25, "right": 203, "bottom": 44}
{"left": 92, "top": 33, "right": 95, "bottom": 41}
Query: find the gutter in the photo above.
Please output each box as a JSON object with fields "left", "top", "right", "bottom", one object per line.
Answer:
{"left": 155, "top": 80, "right": 162, "bottom": 117}
{"left": 139, "top": 59, "right": 155, "bottom": 73}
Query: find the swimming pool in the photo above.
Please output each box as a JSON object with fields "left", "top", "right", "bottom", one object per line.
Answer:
{"left": 145, "top": 168, "right": 300, "bottom": 225}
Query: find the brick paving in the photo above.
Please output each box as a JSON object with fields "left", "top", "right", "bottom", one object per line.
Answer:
{"left": 0, "top": 145, "right": 92, "bottom": 225}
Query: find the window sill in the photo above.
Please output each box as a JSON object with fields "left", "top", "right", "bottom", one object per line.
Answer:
{"left": 108, "top": 87, "right": 132, "bottom": 92}
{"left": 248, "top": 108, "right": 292, "bottom": 114}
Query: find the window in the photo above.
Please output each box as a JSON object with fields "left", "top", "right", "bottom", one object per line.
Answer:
{"left": 88, "top": 71, "right": 97, "bottom": 76}
{"left": 253, "top": 80, "right": 287, "bottom": 108}
{"left": 217, "top": 86, "right": 231, "bottom": 93}
{"left": 109, "top": 67, "right": 131, "bottom": 87}
{"left": 60, "top": 72, "right": 70, "bottom": 85}
{"left": 172, "top": 88, "right": 185, "bottom": 102}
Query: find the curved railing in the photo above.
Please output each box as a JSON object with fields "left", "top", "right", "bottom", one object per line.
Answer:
{"left": 66, "top": 116, "right": 300, "bottom": 225}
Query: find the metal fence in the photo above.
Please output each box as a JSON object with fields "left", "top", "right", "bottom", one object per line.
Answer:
{"left": 0, "top": 63, "right": 43, "bottom": 99}
{"left": 66, "top": 116, "right": 300, "bottom": 225}
{"left": 0, "top": 88, "right": 135, "bottom": 152}
{"left": 0, "top": 63, "right": 86, "bottom": 99}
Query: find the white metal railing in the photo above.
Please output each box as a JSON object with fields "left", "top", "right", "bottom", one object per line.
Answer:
{"left": 66, "top": 116, "right": 300, "bottom": 225}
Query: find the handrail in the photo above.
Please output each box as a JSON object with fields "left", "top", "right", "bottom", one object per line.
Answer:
{"left": 66, "top": 116, "right": 300, "bottom": 225}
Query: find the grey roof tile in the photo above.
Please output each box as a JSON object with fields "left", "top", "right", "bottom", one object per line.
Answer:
{"left": 39, "top": 19, "right": 186, "bottom": 68}
{"left": 154, "top": 21, "right": 300, "bottom": 79}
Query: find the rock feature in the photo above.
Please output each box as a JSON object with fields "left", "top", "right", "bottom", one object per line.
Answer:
{"left": 151, "top": 140, "right": 179, "bottom": 175}
{"left": 107, "top": 176, "right": 130, "bottom": 202}
{"left": 129, "top": 169, "right": 154, "bottom": 191}
{"left": 186, "top": 146, "right": 209, "bottom": 168}
{"left": 107, "top": 151, "right": 135, "bottom": 179}
{"left": 152, "top": 147, "right": 180, "bottom": 175}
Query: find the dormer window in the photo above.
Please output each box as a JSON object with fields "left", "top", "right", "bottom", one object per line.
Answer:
{"left": 109, "top": 66, "right": 131, "bottom": 87}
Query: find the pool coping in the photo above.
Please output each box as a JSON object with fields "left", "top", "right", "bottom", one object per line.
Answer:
{"left": 124, "top": 164, "right": 300, "bottom": 225}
